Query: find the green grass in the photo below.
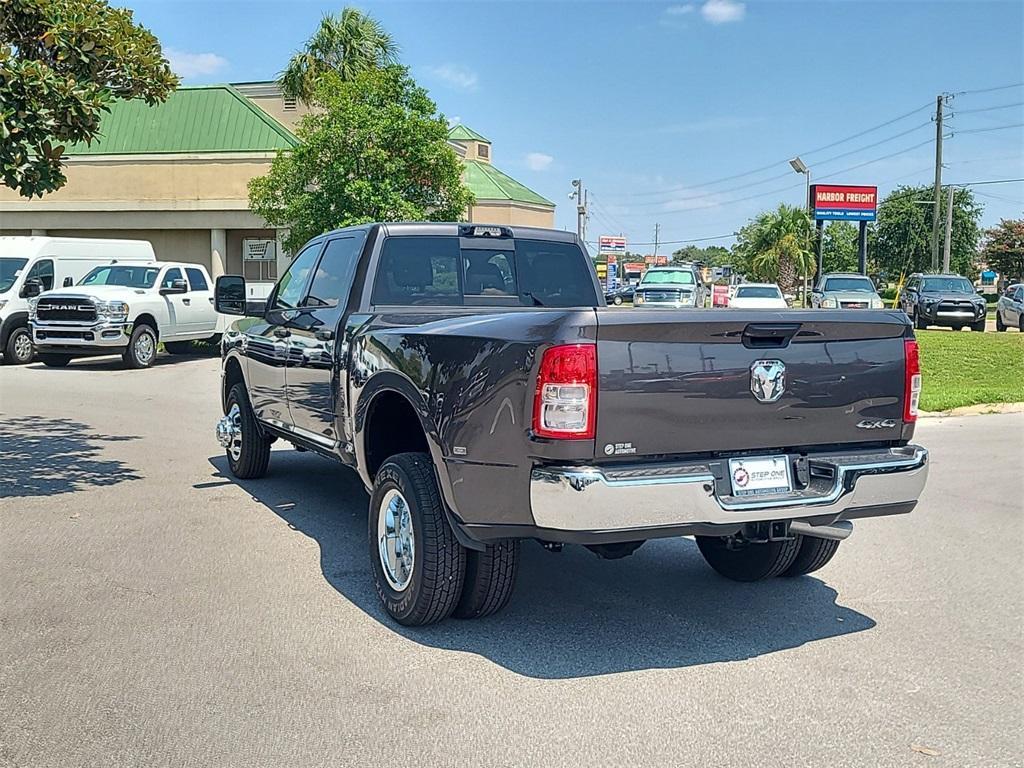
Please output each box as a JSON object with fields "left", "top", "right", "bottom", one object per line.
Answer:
{"left": 918, "top": 331, "right": 1024, "bottom": 412}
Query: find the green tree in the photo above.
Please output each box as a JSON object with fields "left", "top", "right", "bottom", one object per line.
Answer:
{"left": 279, "top": 7, "right": 398, "bottom": 102}
{"left": 872, "top": 185, "right": 982, "bottom": 279}
{"left": 820, "top": 221, "right": 859, "bottom": 273}
{"left": 734, "top": 204, "right": 815, "bottom": 292}
{"left": 672, "top": 244, "right": 733, "bottom": 267}
{"left": 1, "top": 0, "right": 177, "bottom": 197}
{"left": 249, "top": 67, "right": 474, "bottom": 254}
{"left": 980, "top": 218, "right": 1024, "bottom": 282}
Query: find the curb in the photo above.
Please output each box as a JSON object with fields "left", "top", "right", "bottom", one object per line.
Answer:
{"left": 920, "top": 402, "right": 1024, "bottom": 418}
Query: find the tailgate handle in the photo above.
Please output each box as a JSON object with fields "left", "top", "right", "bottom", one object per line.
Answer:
{"left": 742, "top": 323, "right": 800, "bottom": 349}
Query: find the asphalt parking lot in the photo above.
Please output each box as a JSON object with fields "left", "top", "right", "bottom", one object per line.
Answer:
{"left": 2, "top": 354, "right": 1022, "bottom": 768}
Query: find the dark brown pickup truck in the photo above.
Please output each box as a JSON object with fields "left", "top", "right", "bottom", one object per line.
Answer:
{"left": 214, "top": 222, "right": 929, "bottom": 625}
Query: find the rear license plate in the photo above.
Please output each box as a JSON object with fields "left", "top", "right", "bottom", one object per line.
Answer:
{"left": 728, "top": 456, "right": 792, "bottom": 497}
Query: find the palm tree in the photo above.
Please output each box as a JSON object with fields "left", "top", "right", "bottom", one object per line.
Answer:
{"left": 737, "top": 204, "right": 816, "bottom": 293}
{"left": 279, "top": 8, "right": 399, "bottom": 102}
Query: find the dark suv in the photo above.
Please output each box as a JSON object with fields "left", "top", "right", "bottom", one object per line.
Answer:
{"left": 900, "top": 273, "right": 987, "bottom": 331}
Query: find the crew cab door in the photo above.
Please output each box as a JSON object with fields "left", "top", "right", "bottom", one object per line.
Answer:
{"left": 184, "top": 267, "right": 217, "bottom": 335}
{"left": 285, "top": 233, "right": 365, "bottom": 446}
{"left": 158, "top": 267, "right": 190, "bottom": 338}
{"left": 245, "top": 242, "right": 322, "bottom": 426}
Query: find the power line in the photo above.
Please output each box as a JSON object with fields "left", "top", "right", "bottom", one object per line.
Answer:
{"left": 954, "top": 101, "right": 1024, "bottom": 115}
{"left": 588, "top": 233, "right": 736, "bottom": 248}
{"left": 953, "top": 122, "right": 1024, "bottom": 135}
{"left": 957, "top": 82, "right": 1024, "bottom": 96}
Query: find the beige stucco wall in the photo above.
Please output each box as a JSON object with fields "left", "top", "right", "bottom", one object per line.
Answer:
{"left": 0, "top": 158, "right": 273, "bottom": 204}
{"left": 469, "top": 201, "right": 555, "bottom": 228}
{"left": 44, "top": 229, "right": 212, "bottom": 268}
{"left": 245, "top": 95, "right": 313, "bottom": 131}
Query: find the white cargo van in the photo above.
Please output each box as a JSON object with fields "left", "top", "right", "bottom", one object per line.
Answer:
{"left": 0, "top": 237, "right": 156, "bottom": 364}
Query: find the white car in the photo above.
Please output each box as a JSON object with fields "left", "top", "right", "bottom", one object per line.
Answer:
{"left": 729, "top": 283, "right": 789, "bottom": 309}
{"left": 29, "top": 261, "right": 227, "bottom": 369}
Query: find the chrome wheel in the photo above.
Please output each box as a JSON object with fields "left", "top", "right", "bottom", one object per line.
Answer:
{"left": 12, "top": 330, "right": 32, "bottom": 363}
{"left": 224, "top": 403, "right": 243, "bottom": 462}
{"left": 377, "top": 489, "right": 415, "bottom": 592}
{"left": 134, "top": 331, "right": 155, "bottom": 365}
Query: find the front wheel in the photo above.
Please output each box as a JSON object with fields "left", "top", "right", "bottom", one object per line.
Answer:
{"left": 914, "top": 311, "right": 928, "bottom": 330}
{"left": 613, "top": 296, "right": 623, "bottom": 306}
{"left": 369, "top": 452, "right": 465, "bottom": 626}
{"left": 38, "top": 354, "right": 72, "bottom": 368}
{"left": 996, "top": 312, "right": 1006, "bottom": 332}
{"left": 782, "top": 535, "right": 841, "bottom": 576}
{"left": 123, "top": 324, "right": 158, "bottom": 369}
{"left": 3, "top": 326, "right": 34, "bottom": 365}
{"left": 224, "top": 383, "right": 271, "bottom": 479}
{"left": 971, "top": 318, "right": 986, "bottom": 332}
{"left": 695, "top": 535, "right": 800, "bottom": 582}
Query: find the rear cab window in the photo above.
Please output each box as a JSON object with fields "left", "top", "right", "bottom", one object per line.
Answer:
{"left": 185, "top": 268, "right": 209, "bottom": 292}
{"left": 371, "top": 235, "right": 597, "bottom": 308}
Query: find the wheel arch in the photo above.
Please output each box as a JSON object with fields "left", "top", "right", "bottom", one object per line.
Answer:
{"left": 133, "top": 313, "right": 159, "bottom": 338}
{"left": 0, "top": 311, "right": 29, "bottom": 347}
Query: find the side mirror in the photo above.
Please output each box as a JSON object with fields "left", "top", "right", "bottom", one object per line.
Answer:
{"left": 160, "top": 278, "right": 188, "bottom": 295}
{"left": 215, "top": 275, "right": 247, "bottom": 316}
{"left": 63, "top": 276, "right": 73, "bottom": 288}
{"left": 21, "top": 277, "right": 43, "bottom": 298}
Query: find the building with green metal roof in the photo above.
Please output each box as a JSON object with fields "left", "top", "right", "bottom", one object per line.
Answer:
{"left": 1, "top": 84, "right": 555, "bottom": 277}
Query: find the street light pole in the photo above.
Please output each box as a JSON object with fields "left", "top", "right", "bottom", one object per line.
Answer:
{"left": 790, "top": 157, "right": 812, "bottom": 306}
{"left": 942, "top": 185, "right": 955, "bottom": 273}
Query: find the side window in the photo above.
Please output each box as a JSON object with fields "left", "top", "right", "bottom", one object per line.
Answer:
{"left": 161, "top": 267, "right": 184, "bottom": 290}
{"left": 273, "top": 243, "right": 322, "bottom": 309}
{"left": 1015, "top": 288, "right": 1023, "bottom": 302}
{"left": 185, "top": 268, "right": 209, "bottom": 292}
{"left": 464, "top": 250, "right": 515, "bottom": 297}
{"left": 26, "top": 259, "right": 54, "bottom": 291}
{"left": 371, "top": 237, "right": 461, "bottom": 306}
{"left": 303, "top": 235, "right": 364, "bottom": 309}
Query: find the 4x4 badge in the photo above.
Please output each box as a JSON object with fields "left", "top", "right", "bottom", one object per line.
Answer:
{"left": 750, "top": 360, "right": 786, "bottom": 403}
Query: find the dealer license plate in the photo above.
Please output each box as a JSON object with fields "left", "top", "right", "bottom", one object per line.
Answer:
{"left": 728, "top": 456, "right": 792, "bottom": 497}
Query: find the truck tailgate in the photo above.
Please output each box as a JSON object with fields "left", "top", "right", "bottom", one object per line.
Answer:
{"left": 594, "top": 309, "right": 911, "bottom": 458}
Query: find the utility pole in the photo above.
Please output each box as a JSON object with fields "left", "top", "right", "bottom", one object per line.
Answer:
{"left": 942, "top": 185, "right": 955, "bottom": 273}
{"left": 653, "top": 223, "right": 660, "bottom": 258}
{"left": 931, "top": 94, "right": 946, "bottom": 271}
{"left": 570, "top": 179, "right": 588, "bottom": 242}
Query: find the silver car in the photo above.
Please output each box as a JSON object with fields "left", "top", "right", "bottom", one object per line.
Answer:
{"left": 811, "top": 273, "right": 885, "bottom": 310}
{"left": 996, "top": 283, "right": 1023, "bottom": 332}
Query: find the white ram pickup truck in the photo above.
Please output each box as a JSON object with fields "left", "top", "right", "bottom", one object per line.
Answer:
{"left": 29, "top": 261, "right": 226, "bottom": 368}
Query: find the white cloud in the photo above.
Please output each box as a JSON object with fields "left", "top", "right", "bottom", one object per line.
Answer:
{"left": 525, "top": 152, "right": 554, "bottom": 171}
{"left": 424, "top": 64, "right": 479, "bottom": 91}
{"left": 701, "top": 0, "right": 746, "bottom": 24}
{"left": 665, "top": 4, "right": 695, "bottom": 15}
{"left": 165, "top": 48, "right": 228, "bottom": 79}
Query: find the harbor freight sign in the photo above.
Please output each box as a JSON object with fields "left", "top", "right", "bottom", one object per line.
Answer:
{"left": 811, "top": 184, "right": 878, "bottom": 221}
{"left": 598, "top": 235, "right": 627, "bottom": 255}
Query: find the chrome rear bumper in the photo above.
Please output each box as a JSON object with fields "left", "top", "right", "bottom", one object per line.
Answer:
{"left": 530, "top": 445, "right": 928, "bottom": 533}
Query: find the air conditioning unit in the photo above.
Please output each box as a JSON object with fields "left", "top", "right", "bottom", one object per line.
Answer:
{"left": 242, "top": 238, "right": 276, "bottom": 262}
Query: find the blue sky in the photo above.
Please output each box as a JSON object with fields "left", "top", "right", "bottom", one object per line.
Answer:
{"left": 136, "top": 0, "right": 1022, "bottom": 251}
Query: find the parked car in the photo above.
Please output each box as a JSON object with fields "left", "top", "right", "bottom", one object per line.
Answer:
{"left": 995, "top": 283, "right": 1023, "bottom": 332}
{"left": 811, "top": 273, "right": 884, "bottom": 310}
{"left": 0, "top": 236, "right": 155, "bottom": 365}
{"left": 213, "top": 222, "right": 928, "bottom": 626}
{"left": 605, "top": 285, "right": 635, "bottom": 305}
{"left": 633, "top": 264, "right": 707, "bottom": 308}
{"left": 899, "top": 273, "right": 987, "bottom": 331}
{"left": 30, "top": 261, "right": 224, "bottom": 368}
{"left": 728, "top": 283, "right": 788, "bottom": 309}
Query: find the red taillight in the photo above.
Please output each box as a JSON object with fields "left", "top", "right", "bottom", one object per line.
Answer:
{"left": 904, "top": 338, "right": 921, "bottom": 423}
{"left": 533, "top": 344, "right": 597, "bottom": 439}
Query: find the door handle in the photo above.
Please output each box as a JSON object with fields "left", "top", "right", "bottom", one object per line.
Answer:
{"left": 315, "top": 329, "right": 334, "bottom": 341}
{"left": 182, "top": 298, "right": 191, "bottom": 305}
{"left": 273, "top": 327, "right": 291, "bottom": 339}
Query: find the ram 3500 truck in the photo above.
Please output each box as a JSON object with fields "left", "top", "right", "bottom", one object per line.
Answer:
{"left": 30, "top": 261, "right": 224, "bottom": 368}
{"left": 214, "top": 223, "right": 928, "bottom": 626}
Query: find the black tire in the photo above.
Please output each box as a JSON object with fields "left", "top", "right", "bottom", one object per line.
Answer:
{"left": 695, "top": 535, "right": 801, "bottom": 582}
{"left": 163, "top": 340, "right": 194, "bottom": 355}
{"left": 369, "top": 452, "right": 465, "bottom": 626}
{"left": 1019, "top": 316, "right": 1023, "bottom": 333}
{"left": 914, "top": 310, "right": 928, "bottom": 330}
{"left": 225, "top": 383, "right": 271, "bottom": 479}
{"left": 122, "top": 324, "right": 158, "bottom": 369}
{"left": 971, "top": 319, "right": 986, "bottom": 332}
{"left": 782, "top": 535, "right": 841, "bottom": 577}
{"left": 613, "top": 296, "right": 623, "bottom": 306}
{"left": 454, "top": 539, "right": 520, "bottom": 619}
{"left": 996, "top": 312, "right": 1006, "bottom": 332}
{"left": 38, "top": 354, "right": 72, "bottom": 368}
{"left": 3, "top": 326, "right": 33, "bottom": 365}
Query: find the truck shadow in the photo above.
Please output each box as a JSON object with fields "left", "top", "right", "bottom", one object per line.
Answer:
{"left": 208, "top": 451, "right": 876, "bottom": 680}
{"left": 0, "top": 416, "right": 141, "bottom": 498}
